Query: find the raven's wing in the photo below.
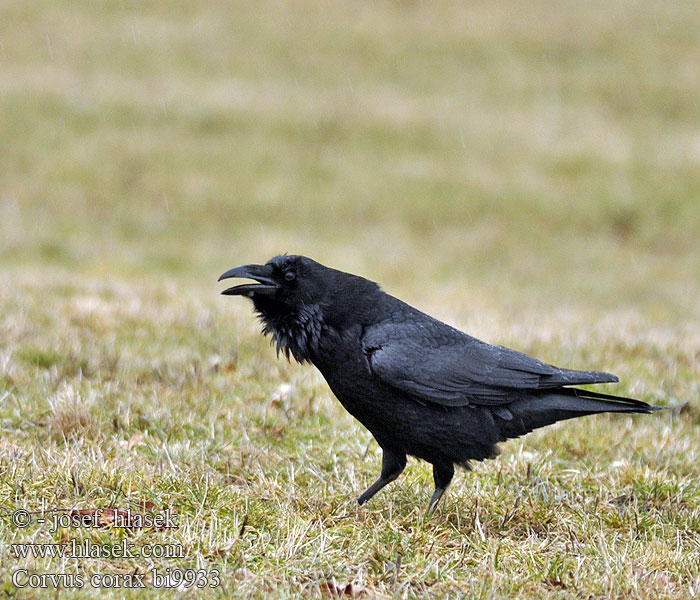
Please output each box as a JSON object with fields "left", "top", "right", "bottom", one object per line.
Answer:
{"left": 362, "top": 319, "right": 618, "bottom": 407}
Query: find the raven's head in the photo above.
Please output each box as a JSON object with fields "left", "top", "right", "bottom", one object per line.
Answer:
{"left": 219, "top": 254, "right": 379, "bottom": 363}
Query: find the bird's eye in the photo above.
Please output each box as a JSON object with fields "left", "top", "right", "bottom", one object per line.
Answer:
{"left": 284, "top": 270, "right": 296, "bottom": 282}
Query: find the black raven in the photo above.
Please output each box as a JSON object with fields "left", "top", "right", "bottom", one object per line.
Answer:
{"left": 219, "top": 255, "right": 660, "bottom": 514}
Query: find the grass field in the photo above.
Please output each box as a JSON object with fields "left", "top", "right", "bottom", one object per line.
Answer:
{"left": 1, "top": 0, "right": 699, "bottom": 597}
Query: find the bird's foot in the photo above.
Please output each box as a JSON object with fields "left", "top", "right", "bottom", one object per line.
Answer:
{"left": 424, "top": 487, "right": 446, "bottom": 518}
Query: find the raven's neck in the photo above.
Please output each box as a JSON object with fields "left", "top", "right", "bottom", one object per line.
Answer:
{"left": 257, "top": 303, "right": 324, "bottom": 364}
{"left": 254, "top": 276, "right": 386, "bottom": 364}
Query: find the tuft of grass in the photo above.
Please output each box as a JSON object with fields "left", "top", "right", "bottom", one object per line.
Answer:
{"left": 46, "top": 382, "right": 99, "bottom": 442}
{"left": 17, "top": 346, "right": 64, "bottom": 370}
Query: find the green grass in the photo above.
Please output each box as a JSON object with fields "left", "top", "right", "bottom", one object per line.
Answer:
{"left": 1, "top": 0, "right": 699, "bottom": 597}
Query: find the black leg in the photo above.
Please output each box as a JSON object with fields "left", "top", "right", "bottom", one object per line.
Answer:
{"left": 426, "top": 461, "right": 455, "bottom": 516}
{"left": 357, "top": 448, "right": 407, "bottom": 506}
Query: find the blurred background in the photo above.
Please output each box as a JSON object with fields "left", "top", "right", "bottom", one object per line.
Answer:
{"left": 2, "top": 0, "right": 698, "bottom": 321}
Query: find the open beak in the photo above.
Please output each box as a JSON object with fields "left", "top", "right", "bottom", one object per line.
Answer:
{"left": 218, "top": 264, "right": 279, "bottom": 297}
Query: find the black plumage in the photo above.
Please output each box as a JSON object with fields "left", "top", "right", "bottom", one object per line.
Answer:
{"left": 219, "top": 254, "right": 661, "bottom": 514}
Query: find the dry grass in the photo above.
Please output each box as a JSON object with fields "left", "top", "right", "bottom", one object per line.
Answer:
{"left": 1, "top": 0, "right": 699, "bottom": 598}
{"left": 46, "top": 382, "right": 99, "bottom": 441}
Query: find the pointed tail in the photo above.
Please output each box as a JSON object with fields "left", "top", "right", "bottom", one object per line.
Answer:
{"left": 496, "top": 388, "right": 663, "bottom": 440}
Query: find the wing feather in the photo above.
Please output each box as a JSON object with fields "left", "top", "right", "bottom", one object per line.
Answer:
{"left": 363, "top": 319, "right": 618, "bottom": 407}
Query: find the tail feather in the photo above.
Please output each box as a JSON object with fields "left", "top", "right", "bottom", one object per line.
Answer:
{"left": 496, "top": 388, "right": 662, "bottom": 441}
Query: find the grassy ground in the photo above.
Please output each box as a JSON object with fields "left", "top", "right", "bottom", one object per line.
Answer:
{"left": 1, "top": 0, "right": 699, "bottom": 597}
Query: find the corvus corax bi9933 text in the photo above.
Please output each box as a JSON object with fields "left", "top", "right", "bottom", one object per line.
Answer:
{"left": 219, "top": 255, "right": 660, "bottom": 515}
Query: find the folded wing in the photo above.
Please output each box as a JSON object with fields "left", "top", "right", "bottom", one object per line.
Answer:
{"left": 363, "top": 319, "right": 619, "bottom": 407}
